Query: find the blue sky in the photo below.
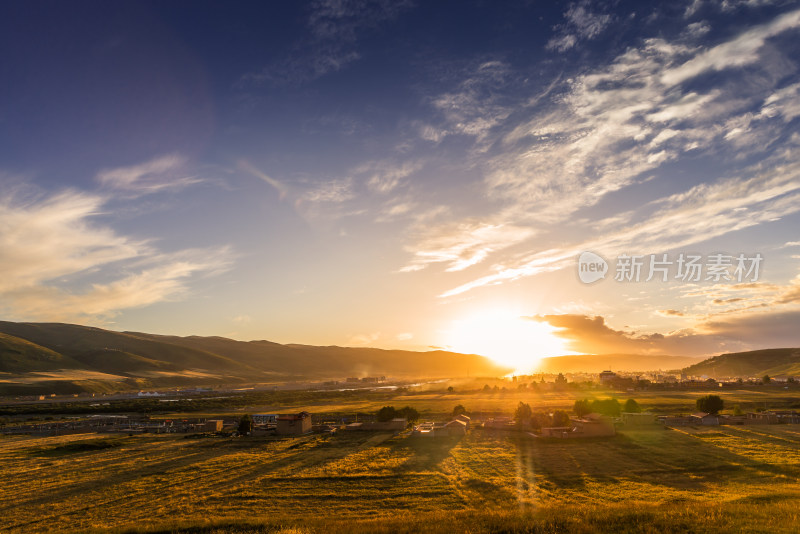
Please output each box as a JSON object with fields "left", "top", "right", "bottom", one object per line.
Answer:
{"left": 1, "top": 0, "right": 800, "bottom": 365}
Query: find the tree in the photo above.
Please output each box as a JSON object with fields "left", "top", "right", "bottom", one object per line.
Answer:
{"left": 623, "top": 399, "right": 642, "bottom": 413}
{"left": 554, "top": 373, "right": 568, "bottom": 387}
{"left": 591, "top": 398, "right": 621, "bottom": 417}
{"left": 762, "top": 375, "right": 771, "bottom": 384}
{"left": 376, "top": 406, "right": 399, "bottom": 422}
{"left": 237, "top": 414, "right": 254, "bottom": 435}
{"left": 696, "top": 394, "right": 724, "bottom": 415}
{"left": 530, "top": 411, "right": 550, "bottom": 430}
{"left": 733, "top": 404, "right": 743, "bottom": 416}
{"left": 397, "top": 406, "right": 420, "bottom": 424}
{"left": 514, "top": 401, "right": 532, "bottom": 427}
{"left": 452, "top": 404, "right": 467, "bottom": 417}
{"left": 552, "top": 410, "right": 571, "bottom": 427}
{"left": 573, "top": 399, "right": 592, "bottom": 417}
{"left": 447, "top": 386, "right": 454, "bottom": 393}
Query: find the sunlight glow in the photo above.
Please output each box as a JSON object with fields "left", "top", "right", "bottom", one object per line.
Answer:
{"left": 442, "top": 309, "right": 573, "bottom": 374}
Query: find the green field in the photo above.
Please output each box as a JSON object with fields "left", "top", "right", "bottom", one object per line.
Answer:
{"left": 2, "top": 421, "right": 799, "bottom": 533}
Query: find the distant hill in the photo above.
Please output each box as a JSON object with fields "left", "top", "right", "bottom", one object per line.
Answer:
{"left": 0, "top": 321, "right": 509, "bottom": 393}
{"left": 0, "top": 332, "right": 84, "bottom": 373}
{"left": 535, "top": 353, "right": 702, "bottom": 373}
{"left": 682, "top": 348, "right": 800, "bottom": 378}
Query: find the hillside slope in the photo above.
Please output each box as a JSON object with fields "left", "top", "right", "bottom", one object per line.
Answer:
{"left": 0, "top": 322, "right": 509, "bottom": 393}
{"left": 682, "top": 348, "right": 800, "bottom": 378}
{"left": 536, "top": 353, "right": 702, "bottom": 373}
{"left": 0, "top": 333, "right": 84, "bottom": 373}
{"left": 0, "top": 322, "right": 255, "bottom": 376}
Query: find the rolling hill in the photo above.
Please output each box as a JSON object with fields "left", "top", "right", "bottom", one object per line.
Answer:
{"left": 535, "top": 353, "right": 702, "bottom": 373}
{"left": 0, "top": 321, "right": 509, "bottom": 393}
{"left": 681, "top": 348, "right": 800, "bottom": 378}
{"left": 0, "top": 332, "right": 84, "bottom": 373}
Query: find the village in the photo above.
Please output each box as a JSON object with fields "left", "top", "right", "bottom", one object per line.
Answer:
{"left": 3, "top": 401, "right": 799, "bottom": 441}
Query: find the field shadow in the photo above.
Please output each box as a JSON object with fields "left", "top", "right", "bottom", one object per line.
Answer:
{"left": 505, "top": 429, "right": 790, "bottom": 493}
{"left": 382, "top": 434, "right": 462, "bottom": 472}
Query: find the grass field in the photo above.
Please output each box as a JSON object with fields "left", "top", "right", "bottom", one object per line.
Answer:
{"left": 153, "top": 386, "right": 800, "bottom": 422}
{"left": 2, "top": 421, "right": 799, "bottom": 533}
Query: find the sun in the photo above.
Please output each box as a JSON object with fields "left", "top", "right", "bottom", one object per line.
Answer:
{"left": 442, "top": 309, "right": 571, "bottom": 374}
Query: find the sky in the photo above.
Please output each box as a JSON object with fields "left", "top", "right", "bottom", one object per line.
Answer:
{"left": 1, "top": 0, "right": 800, "bottom": 370}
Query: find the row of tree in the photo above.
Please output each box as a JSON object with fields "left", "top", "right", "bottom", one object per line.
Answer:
{"left": 376, "top": 405, "right": 420, "bottom": 423}
{"left": 513, "top": 402, "right": 571, "bottom": 429}
{"left": 573, "top": 398, "right": 642, "bottom": 417}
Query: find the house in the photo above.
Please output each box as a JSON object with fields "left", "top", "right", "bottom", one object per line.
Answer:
{"left": 484, "top": 417, "right": 514, "bottom": 431}
{"left": 772, "top": 410, "right": 800, "bottom": 424}
{"left": 444, "top": 419, "right": 467, "bottom": 436}
{"left": 204, "top": 420, "right": 223, "bottom": 432}
{"left": 541, "top": 426, "right": 573, "bottom": 438}
{"left": 455, "top": 414, "right": 471, "bottom": 429}
{"left": 719, "top": 414, "right": 747, "bottom": 425}
{"left": 661, "top": 415, "right": 693, "bottom": 426}
{"left": 747, "top": 411, "right": 800, "bottom": 424}
{"left": 276, "top": 412, "right": 312, "bottom": 435}
{"left": 412, "top": 422, "right": 435, "bottom": 437}
{"left": 599, "top": 370, "right": 617, "bottom": 383}
{"left": 690, "top": 412, "right": 719, "bottom": 425}
{"left": 412, "top": 421, "right": 448, "bottom": 437}
{"left": 345, "top": 418, "right": 407, "bottom": 431}
{"left": 572, "top": 413, "right": 616, "bottom": 437}
{"left": 253, "top": 414, "right": 277, "bottom": 425}
{"left": 621, "top": 412, "right": 656, "bottom": 426}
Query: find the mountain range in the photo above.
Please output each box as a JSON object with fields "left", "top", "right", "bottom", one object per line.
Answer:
{"left": 681, "top": 348, "right": 800, "bottom": 378}
{"left": 0, "top": 321, "right": 509, "bottom": 394}
{"left": 535, "top": 353, "right": 702, "bottom": 374}
{"left": 1, "top": 321, "right": 798, "bottom": 395}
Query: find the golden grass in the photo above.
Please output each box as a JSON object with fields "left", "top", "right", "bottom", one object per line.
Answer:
{"left": 1, "top": 422, "right": 799, "bottom": 533}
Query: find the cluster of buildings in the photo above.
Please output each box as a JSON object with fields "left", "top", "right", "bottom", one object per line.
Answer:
{"left": 412, "top": 414, "right": 471, "bottom": 438}
{"left": 662, "top": 410, "right": 800, "bottom": 426}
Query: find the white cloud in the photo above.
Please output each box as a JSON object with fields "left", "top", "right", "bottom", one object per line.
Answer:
{"left": 547, "top": 2, "right": 613, "bottom": 52}
{"left": 239, "top": 0, "right": 411, "bottom": 86}
{"left": 662, "top": 8, "right": 800, "bottom": 85}
{"left": 411, "top": 7, "right": 800, "bottom": 293}
{"left": 403, "top": 221, "right": 536, "bottom": 273}
{"left": 97, "top": 154, "right": 201, "bottom": 196}
{"left": 352, "top": 160, "right": 422, "bottom": 194}
{"left": 347, "top": 331, "right": 381, "bottom": 346}
{"left": 428, "top": 61, "right": 514, "bottom": 143}
{"left": 441, "top": 156, "right": 800, "bottom": 297}
{"left": 0, "top": 188, "right": 231, "bottom": 323}
{"left": 298, "top": 178, "right": 355, "bottom": 204}
{"left": 0, "top": 190, "right": 143, "bottom": 293}
{"left": 237, "top": 160, "right": 289, "bottom": 199}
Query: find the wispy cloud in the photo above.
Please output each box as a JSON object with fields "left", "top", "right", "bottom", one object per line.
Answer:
{"left": 97, "top": 154, "right": 201, "bottom": 196}
{"left": 237, "top": 160, "right": 289, "bottom": 199}
{"left": 662, "top": 8, "right": 800, "bottom": 85}
{"left": 547, "top": 1, "right": 613, "bottom": 52}
{"left": 0, "top": 188, "right": 231, "bottom": 324}
{"left": 424, "top": 61, "right": 515, "bottom": 144}
{"left": 402, "top": 221, "right": 535, "bottom": 273}
{"left": 442, "top": 157, "right": 800, "bottom": 297}
{"left": 347, "top": 331, "right": 381, "bottom": 346}
{"left": 356, "top": 160, "right": 422, "bottom": 194}
{"left": 403, "top": 7, "right": 800, "bottom": 296}
{"left": 239, "top": 0, "right": 411, "bottom": 86}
